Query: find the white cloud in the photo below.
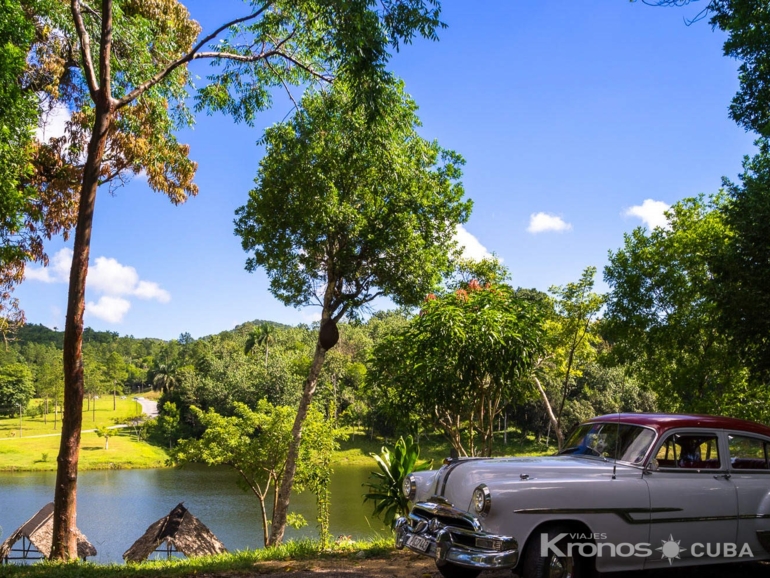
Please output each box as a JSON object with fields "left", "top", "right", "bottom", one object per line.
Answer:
{"left": 453, "top": 225, "right": 492, "bottom": 261}
{"left": 25, "top": 248, "right": 170, "bottom": 323}
{"left": 527, "top": 212, "right": 572, "bottom": 234}
{"left": 25, "top": 248, "right": 73, "bottom": 283}
{"left": 36, "top": 102, "right": 70, "bottom": 142}
{"left": 134, "top": 280, "right": 171, "bottom": 303}
{"left": 87, "top": 296, "right": 131, "bottom": 323}
{"left": 624, "top": 199, "right": 671, "bottom": 230}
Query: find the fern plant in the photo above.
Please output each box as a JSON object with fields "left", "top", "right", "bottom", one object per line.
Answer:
{"left": 363, "top": 436, "right": 433, "bottom": 529}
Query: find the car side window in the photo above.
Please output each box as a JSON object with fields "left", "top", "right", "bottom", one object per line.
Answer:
{"left": 728, "top": 435, "right": 769, "bottom": 471}
{"left": 654, "top": 433, "right": 721, "bottom": 470}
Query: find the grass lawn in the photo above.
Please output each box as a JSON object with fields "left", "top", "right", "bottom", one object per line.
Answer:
{"left": 333, "top": 428, "right": 556, "bottom": 466}
{"left": 0, "top": 397, "right": 145, "bottom": 438}
{"left": 0, "top": 397, "right": 168, "bottom": 471}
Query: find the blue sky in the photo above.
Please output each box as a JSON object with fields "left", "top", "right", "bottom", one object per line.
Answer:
{"left": 20, "top": 0, "right": 756, "bottom": 339}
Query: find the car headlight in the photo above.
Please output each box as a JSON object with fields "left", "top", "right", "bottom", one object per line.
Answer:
{"left": 472, "top": 484, "right": 491, "bottom": 517}
{"left": 403, "top": 474, "right": 417, "bottom": 501}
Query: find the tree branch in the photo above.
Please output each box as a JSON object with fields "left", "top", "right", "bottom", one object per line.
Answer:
{"left": 70, "top": 0, "right": 99, "bottom": 99}
{"left": 114, "top": 2, "right": 274, "bottom": 109}
{"left": 99, "top": 0, "right": 113, "bottom": 101}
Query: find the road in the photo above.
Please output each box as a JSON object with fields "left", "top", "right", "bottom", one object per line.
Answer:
{"left": 133, "top": 397, "right": 159, "bottom": 418}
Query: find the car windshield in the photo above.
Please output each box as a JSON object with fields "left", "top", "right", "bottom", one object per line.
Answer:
{"left": 559, "top": 422, "right": 656, "bottom": 464}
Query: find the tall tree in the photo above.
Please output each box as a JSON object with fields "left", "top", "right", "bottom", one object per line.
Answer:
{"left": 370, "top": 281, "right": 545, "bottom": 457}
{"left": 534, "top": 267, "right": 604, "bottom": 451}
{"left": 0, "top": 0, "right": 42, "bottom": 339}
{"left": 245, "top": 322, "right": 276, "bottom": 367}
{"left": 603, "top": 195, "right": 756, "bottom": 415}
{"left": 234, "top": 79, "right": 469, "bottom": 544}
{"left": 17, "top": 0, "right": 445, "bottom": 558}
{"left": 715, "top": 140, "right": 770, "bottom": 381}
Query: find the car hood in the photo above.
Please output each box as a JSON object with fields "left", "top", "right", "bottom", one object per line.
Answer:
{"left": 439, "top": 455, "right": 629, "bottom": 508}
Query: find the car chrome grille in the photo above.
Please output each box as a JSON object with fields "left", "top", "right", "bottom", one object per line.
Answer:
{"left": 411, "top": 505, "right": 477, "bottom": 532}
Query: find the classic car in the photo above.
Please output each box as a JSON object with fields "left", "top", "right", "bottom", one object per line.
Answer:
{"left": 395, "top": 413, "right": 770, "bottom": 578}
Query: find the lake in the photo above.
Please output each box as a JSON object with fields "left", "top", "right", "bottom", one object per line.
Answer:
{"left": 0, "top": 463, "right": 389, "bottom": 564}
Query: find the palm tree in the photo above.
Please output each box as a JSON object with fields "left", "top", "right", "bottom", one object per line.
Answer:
{"left": 245, "top": 323, "right": 276, "bottom": 367}
{"left": 152, "top": 363, "right": 178, "bottom": 394}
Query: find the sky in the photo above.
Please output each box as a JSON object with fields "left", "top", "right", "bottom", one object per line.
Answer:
{"left": 19, "top": 0, "right": 757, "bottom": 340}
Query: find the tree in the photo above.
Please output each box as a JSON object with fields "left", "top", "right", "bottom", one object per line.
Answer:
{"left": 714, "top": 141, "right": 770, "bottom": 381}
{"left": 104, "top": 351, "right": 127, "bottom": 410}
{"left": 245, "top": 323, "right": 276, "bottom": 367}
{"left": 152, "top": 363, "right": 178, "bottom": 394}
{"left": 94, "top": 425, "right": 112, "bottom": 450}
{"left": 0, "top": 0, "right": 43, "bottom": 339}
{"left": 603, "top": 195, "right": 755, "bottom": 415}
{"left": 173, "top": 400, "right": 338, "bottom": 547}
{"left": 0, "top": 364, "right": 34, "bottom": 417}
{"left": 157, "top": 401, "right": 180, "bottom": 449}
{"left": 533, "top": 267, "right": 604, "bottom": 451}
{"left": 234, "top": 80, "right": 469, "bottom": 545}
{"left": 370, "top": 281, "right": 545, "bottom": 457}
{"left": 18, "top": 0, "right": 445, "bottom": 560}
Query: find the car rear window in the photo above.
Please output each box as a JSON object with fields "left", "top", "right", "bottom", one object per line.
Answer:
{"left": 728, "top": 435, "right": 770, "bottom": 470}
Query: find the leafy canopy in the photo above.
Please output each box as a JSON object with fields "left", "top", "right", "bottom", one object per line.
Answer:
{"left": 235, "top": 79, "right": 470, "bottom": 320}
{"left": 370, "top": 281, "right": 546, "bottom": 456}
{"left": 603, "top": 195, "right": 757, "bottom": 416}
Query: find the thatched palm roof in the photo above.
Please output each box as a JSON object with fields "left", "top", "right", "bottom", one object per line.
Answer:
{"left": 123, "top": 503, "right": 227, "bottom": 563}
{"left": 0, "top": 503, "right": 97, "bottom": 561}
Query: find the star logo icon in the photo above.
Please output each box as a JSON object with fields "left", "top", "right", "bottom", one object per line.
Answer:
{"left": 656, "top": 534, "right": 686, "bottom": 565}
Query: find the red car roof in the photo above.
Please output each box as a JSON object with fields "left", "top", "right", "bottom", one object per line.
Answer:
{"left": 585, "top": 413, "right": 770, "bottom": 438}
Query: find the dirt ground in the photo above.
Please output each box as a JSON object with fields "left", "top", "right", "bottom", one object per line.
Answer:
{"left": 204, "top": 551, "right": 769, "bottom": 578}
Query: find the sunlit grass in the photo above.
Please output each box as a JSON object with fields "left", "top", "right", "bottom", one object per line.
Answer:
{"left": 334, "top": 427, "right": 556, "bottom": 466}
{"left": 0, "top": 398, "right": 166, "bottom": 472}
{"left": 0, "top": 537, "right": 396, "bottom": 578}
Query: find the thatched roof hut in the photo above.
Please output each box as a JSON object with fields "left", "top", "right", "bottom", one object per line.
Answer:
{"left": 0, "top": 503, "right": 97, "bottom": 562}
{"left": 123, "top": 503, "right": 227, "bottom": 562}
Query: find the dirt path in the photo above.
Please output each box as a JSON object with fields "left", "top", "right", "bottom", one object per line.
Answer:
{"left": 193, "top": 551, "right": 769, "bottom": 578}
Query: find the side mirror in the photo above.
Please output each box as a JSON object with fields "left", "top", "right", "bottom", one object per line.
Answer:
{"left": 643, "top": 458, "right": 658, "bottom": 475}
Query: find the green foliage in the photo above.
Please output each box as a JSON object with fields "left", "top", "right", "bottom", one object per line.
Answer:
{"left": 0, "top": 0, "right": 39, "bottom": 329}
{"left": 235, "top": 79, "right": 470, "bottom": 317}
{"left": 172, "top": 400, "right": 340, "bottom": 547}
{"left": 0, "top": 363, "right": 34, "bottom": 416}
{"left": 715, "top": 140, "right": 770, "bottom": 381}
{"left": 94, "top": 426, "right": 112, "bottom": 449}
{"left": 157, "top": 402, "right": 180, "bottom": 449}
{"left": 370, "top": 282, "right": 545, "bottom": 456}
{"left": 709, "top": 0, "right": 770, "bottom": 135}
{"left": 363, "top": 436, "right": 432, "bottom": 529}
{"left": 603, "top": 194, "right": 760, "bottom": 417}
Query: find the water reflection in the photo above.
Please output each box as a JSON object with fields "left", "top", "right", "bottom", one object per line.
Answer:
{"left": 0, "top": 464, "right": 388, "bottom": 564}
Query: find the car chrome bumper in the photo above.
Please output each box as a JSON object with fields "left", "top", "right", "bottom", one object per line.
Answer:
{"left": 394, "top": 510, "right": 519, "bottom": 569}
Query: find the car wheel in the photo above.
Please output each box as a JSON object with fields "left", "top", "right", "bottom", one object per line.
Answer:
{"left": 435, "top": 560, "right": 481, "bottom": 578}
{"left": 521, "top": 526, "right": 593, "bottom": 578}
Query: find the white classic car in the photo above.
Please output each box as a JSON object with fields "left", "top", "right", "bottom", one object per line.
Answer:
{"left": 395, "top": 413, "right": 770, "bottom": 578}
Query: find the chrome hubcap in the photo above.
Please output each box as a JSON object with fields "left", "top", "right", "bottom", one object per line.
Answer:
{"left": 548, "top": 554, "right": 574, "bottom": 578}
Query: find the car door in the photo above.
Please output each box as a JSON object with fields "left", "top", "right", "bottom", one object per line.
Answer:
{"left": 643, "top": 429, "right": 738, "bottom": 569}
{"left": 727, "top": 432, "right": 770, "bottom": 561}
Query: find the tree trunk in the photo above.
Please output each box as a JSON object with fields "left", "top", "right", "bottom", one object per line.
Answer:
{"left": 50, "top": 94, "right": 113, "bottom": 560}
{"left": 104, "top": 437, "right": 108, "bottom": 450}
{"left": 268, "top": 339, "right": 327, "bottom": 546}
{"left": 533, "top": 375, "right": 564, "bottom": 450}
